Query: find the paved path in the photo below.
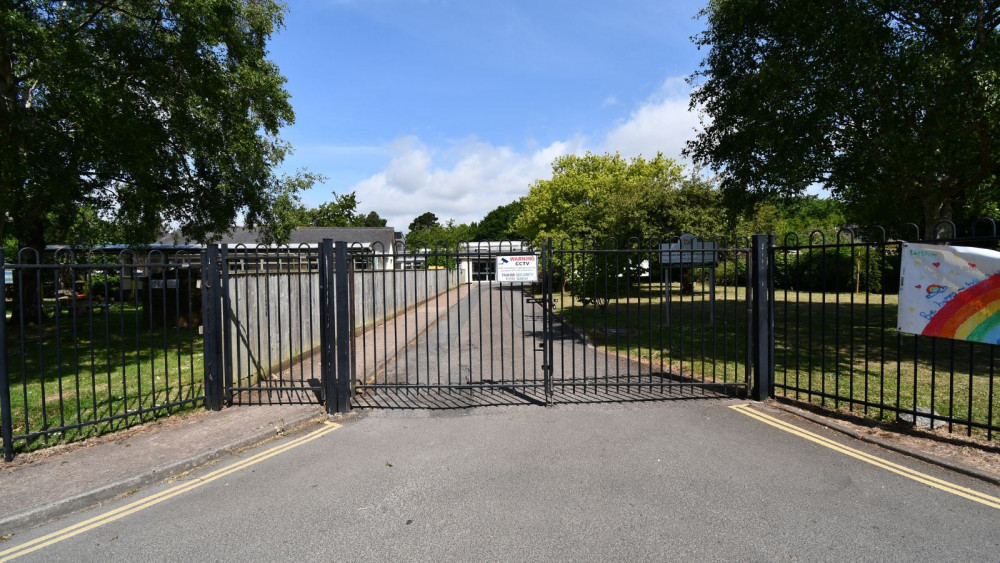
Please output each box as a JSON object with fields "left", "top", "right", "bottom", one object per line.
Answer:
{"left": 355, "top": 282, "right": 743, "bottom": 408}
{"left": 3, "top": 400, "right": 998, "bottom": 561}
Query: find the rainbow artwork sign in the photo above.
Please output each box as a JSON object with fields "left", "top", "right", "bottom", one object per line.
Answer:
{"left": 897, "top": 242, "right": 1000, "bottom": 344}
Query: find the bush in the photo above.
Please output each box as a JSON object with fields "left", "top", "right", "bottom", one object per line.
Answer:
{"left": 778, "top": 244, "right": 897, "bottom": 294}
{"left": 87, "top": 272, "right": 121, "bottom": 300}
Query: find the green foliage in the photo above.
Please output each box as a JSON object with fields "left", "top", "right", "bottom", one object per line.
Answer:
{"left": 472, "top": 199, "right": 524, "bottom": 241}
{"left": 404, "top": 219, "right": 474, "bottom": 268}
{"left": 2, "top": 1, "right": 300, "bottom": 249}
{"left": 775, "top": 244, "right": 898, "bottom": 294}
{"left": 515, "top": 152, "right": 724, "bottom": 247}
{"left": 305, "top": 192, "right": 362, "bottom": 228}
{"left": 408, "top": 212, "right": 441, "bottom": 234}
{"left": 735, "top": 196, "right": 848, "bottom": 239}
{"left": 688, "top": 1, "right": 1000, "bottom": 234}
{"left": 357, "top": 211, "right": 388, "bottom": 228}
{"left": 567, "top": 254, "right": 614, "bottom": 308}
{"left": 256, "top": 171, "right": 324, "bottom": 244}
{"left": 86, "top": 272, "right": 121, "bottom": 299}
{"left": 257, "top": 186, "right": 390, "bottom": 244}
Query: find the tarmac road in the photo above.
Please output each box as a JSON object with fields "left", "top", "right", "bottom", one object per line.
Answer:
{"left": 4, "top": 400, "right": 999, "bottom": 562}
{"left": 356, "top": 282, "right": 738, "bottom": 409}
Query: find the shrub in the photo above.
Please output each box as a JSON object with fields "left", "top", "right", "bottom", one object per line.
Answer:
{"left": 87, "top": 272, "right": 121, "bottom": 300}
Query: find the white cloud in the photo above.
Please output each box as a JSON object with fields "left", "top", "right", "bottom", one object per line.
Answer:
{"left": 601, "top": 77, "right": 700, "bottom": 163}
{"left": 337, "top": 76, "right": 702, "bottom": 232}
{"left": 350, "top": 135, "right": 585, "bottom": 231}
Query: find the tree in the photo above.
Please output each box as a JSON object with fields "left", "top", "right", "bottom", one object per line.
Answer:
{"left": 403, "top": 219, "right": 474, "bottom": 267}
{"left": 256, "top": 172, "right": 325, "bottom": 244}
{"left": 687, "top": 0, "right": 1000, "bottom": 236}
{"left": 515, "top": 152, "right": 723, "bottom": 246}
{"left": 473, "top": 199, "right": 525, "bottom": 241}
{"left": 2, "top": 1, "right": 299, "bottom": 252}
{"left": 735, "top": 195, "right": 848, "bottom": 240}
{"left": 516, "top": 153, "right": 723, "bottom": 299}
{"left": 357, "top": 211, "right": 388, "bottom": 228}
{"left": 408, "top": 212, "right": 440, "bottom": 234}
{"left": 257, "top": 189, "right": 390, "bottom": 243}
{"left": 303, "top": 192, "right": 360, "bottom": 228}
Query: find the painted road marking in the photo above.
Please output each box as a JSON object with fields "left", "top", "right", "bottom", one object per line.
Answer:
{"left": 0, "top": 421, "right": 341, "bottom": 562}
{"left": 730, "top": 404, "right": 1000, "bottom": 510}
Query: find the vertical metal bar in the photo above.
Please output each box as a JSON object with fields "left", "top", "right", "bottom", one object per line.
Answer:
{"left": 768, "top": 234, "right": 776, "bottom": 398}
{"left": 319, "top": 239, "right": 336, "bottom": 413}
{"left": 220, "top": 247, "right": 233, "bottom": 405}
{"left": 349, "top": 252, "right": 357, "bottom": 399}
{"left": 543, "top": 239, "right": 553, "bottom": 403}
{"left": 335, "top": 242, "right": 352, "bottom": 414}
{"left": 200, "top": 249, "right": 211, "bottom": 409}
{"left": 751, "top": 234, "right": 773, "bottom": 401}
{"left": 0, "top": 254, "right": 13, "bottom": 461}
{"left": 201, "top": 246, "right": 223, "bottom": 411}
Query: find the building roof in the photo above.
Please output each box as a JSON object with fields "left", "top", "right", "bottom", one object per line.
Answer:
{"left": 156, "top": 227, "right": 397, "bottom": 251}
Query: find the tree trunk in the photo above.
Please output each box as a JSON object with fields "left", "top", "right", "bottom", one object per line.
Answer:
{"left": 922, "top": 194, "right": 954, "bottom": 240}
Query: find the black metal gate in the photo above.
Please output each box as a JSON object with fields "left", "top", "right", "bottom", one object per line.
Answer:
{"left": 543, "top": 238, "right": 755, "bottom": 399}
{"left": 350, "top": 242, "right": 554, "bottom": 407}
{"left": 201, "top": 236, "right": 768, "bottom": 413}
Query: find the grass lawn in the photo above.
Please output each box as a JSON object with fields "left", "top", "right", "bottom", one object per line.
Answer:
{"left": 552, "top": 281, "right": 999, "bottom": 441}
{"left": 4, "top": 302, "right": 204, "bottom": 453}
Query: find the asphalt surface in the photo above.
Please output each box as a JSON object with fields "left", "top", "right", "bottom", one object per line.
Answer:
{"left": 355, "top": 283, "right": 739, "bottom": 409}
{"left": 3, "top": 400, "right": 999, "bottom": 561}
{"left": 2, "top": 283, "right": 999, "bottom": 560}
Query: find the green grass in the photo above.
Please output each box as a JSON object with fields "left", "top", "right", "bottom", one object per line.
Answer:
{"left": 552, "top": 281, "right": 999, "bottom": 441}
{"left": 5, "top": 302, "right": 204, "bottom": 453}
{"left": 553, "top": 281, "right": 750, "bottom": 387}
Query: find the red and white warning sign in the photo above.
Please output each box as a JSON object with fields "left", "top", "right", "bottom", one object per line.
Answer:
{"left": 495, "top": 255, "right": 539, "bottom": 283}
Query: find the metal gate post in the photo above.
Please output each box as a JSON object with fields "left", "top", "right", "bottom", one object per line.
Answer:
{"left": 319, "top": 239, "right": 336, "bottom": 413}
{"left": 220, "top": 246, "right": 234, "bottom": 405}
{"left": 201, "top": 245, "right": 224, "bottom": 411}
{"left": 1, "top": 255, "right": 13, "bottom": 461}
{"left": 334, "top": 242, "right": 353, "bottom": 414}
{"left": 750, "top": 234, "right": 775, "bottom": 401}
{"left": 543, "top": 239, "right": 554, "bottom": 404}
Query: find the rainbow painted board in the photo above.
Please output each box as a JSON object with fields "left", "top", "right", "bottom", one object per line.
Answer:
{"left": 897, "top": 242, "right": 1000, "bottom": 345}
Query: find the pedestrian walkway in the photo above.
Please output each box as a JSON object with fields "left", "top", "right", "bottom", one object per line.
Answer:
{"left": 0, "top": 404, "right": 323, "bottom": 535}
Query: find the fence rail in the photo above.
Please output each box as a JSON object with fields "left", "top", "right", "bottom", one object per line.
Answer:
{"left": 3, "top": 223, "right": 1000, "bottom": 459}
{"left": 1, "top": 248, "right": 205, "bottom": 459}
{"left": 772, "top": 224, "right": 1000, "bottom": 441}
{"left": 547, "top": 237, "right": 753, "bottom": 397}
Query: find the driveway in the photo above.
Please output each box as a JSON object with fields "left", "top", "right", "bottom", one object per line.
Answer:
{"left": 4, "top": 400, "right": 998, "bottom": 561}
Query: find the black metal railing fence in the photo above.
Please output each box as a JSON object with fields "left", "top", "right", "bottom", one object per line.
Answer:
{"left": 5, "top": 222, "right": 1000, "bottom": 459}
{"left": 772, "top": 221, "right": 1000, "bottom": 440}
{"left": 1, "top": 248, "right": 205, "bottom": 459}
{"left": 547, "top": 236, "right": 753, "bottom": 396}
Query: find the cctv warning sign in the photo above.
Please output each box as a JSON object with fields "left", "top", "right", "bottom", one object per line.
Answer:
{"left": 495, "top": 255, "right": 538, "bottom": 283}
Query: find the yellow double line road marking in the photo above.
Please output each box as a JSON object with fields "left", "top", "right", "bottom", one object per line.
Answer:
{"left": 730, "top": 404, "right": 1000, "bottom": 510}
{"left": 0, "top": 421, "right": 341, "bottom": 562}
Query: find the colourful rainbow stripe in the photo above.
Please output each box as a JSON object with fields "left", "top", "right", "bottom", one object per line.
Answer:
{"left": 921, "top": 273, "right": 1000, "bottom": 344}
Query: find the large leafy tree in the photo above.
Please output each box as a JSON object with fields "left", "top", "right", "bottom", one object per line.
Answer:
{"left": 515, "top": 152, "right": 723, "bottom": 246}
{"left": 472, "top": 199, "right": 524, "bottom": 241}
{"left": 687, "top": 0, "right": 1000, "bottom": 236}
{"left": 407, "top": 212, "right": 440, "bottom": 234}
{"left": 1, "top": 1, "right": 299, "bottom": 252}
{"left": 259, "top": 189, "right": 389, "bottom": 243}
{"left": 515, "top": 152, "right": 723, "bottom": 300}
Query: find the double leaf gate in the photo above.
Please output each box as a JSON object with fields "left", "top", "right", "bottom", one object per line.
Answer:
{"left": 200, "top": 236, "right": 773, "bottom": 413}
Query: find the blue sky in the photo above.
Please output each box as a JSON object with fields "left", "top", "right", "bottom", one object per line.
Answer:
{"left": 268, "top": 0, "right": 710, "bottom": 231}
